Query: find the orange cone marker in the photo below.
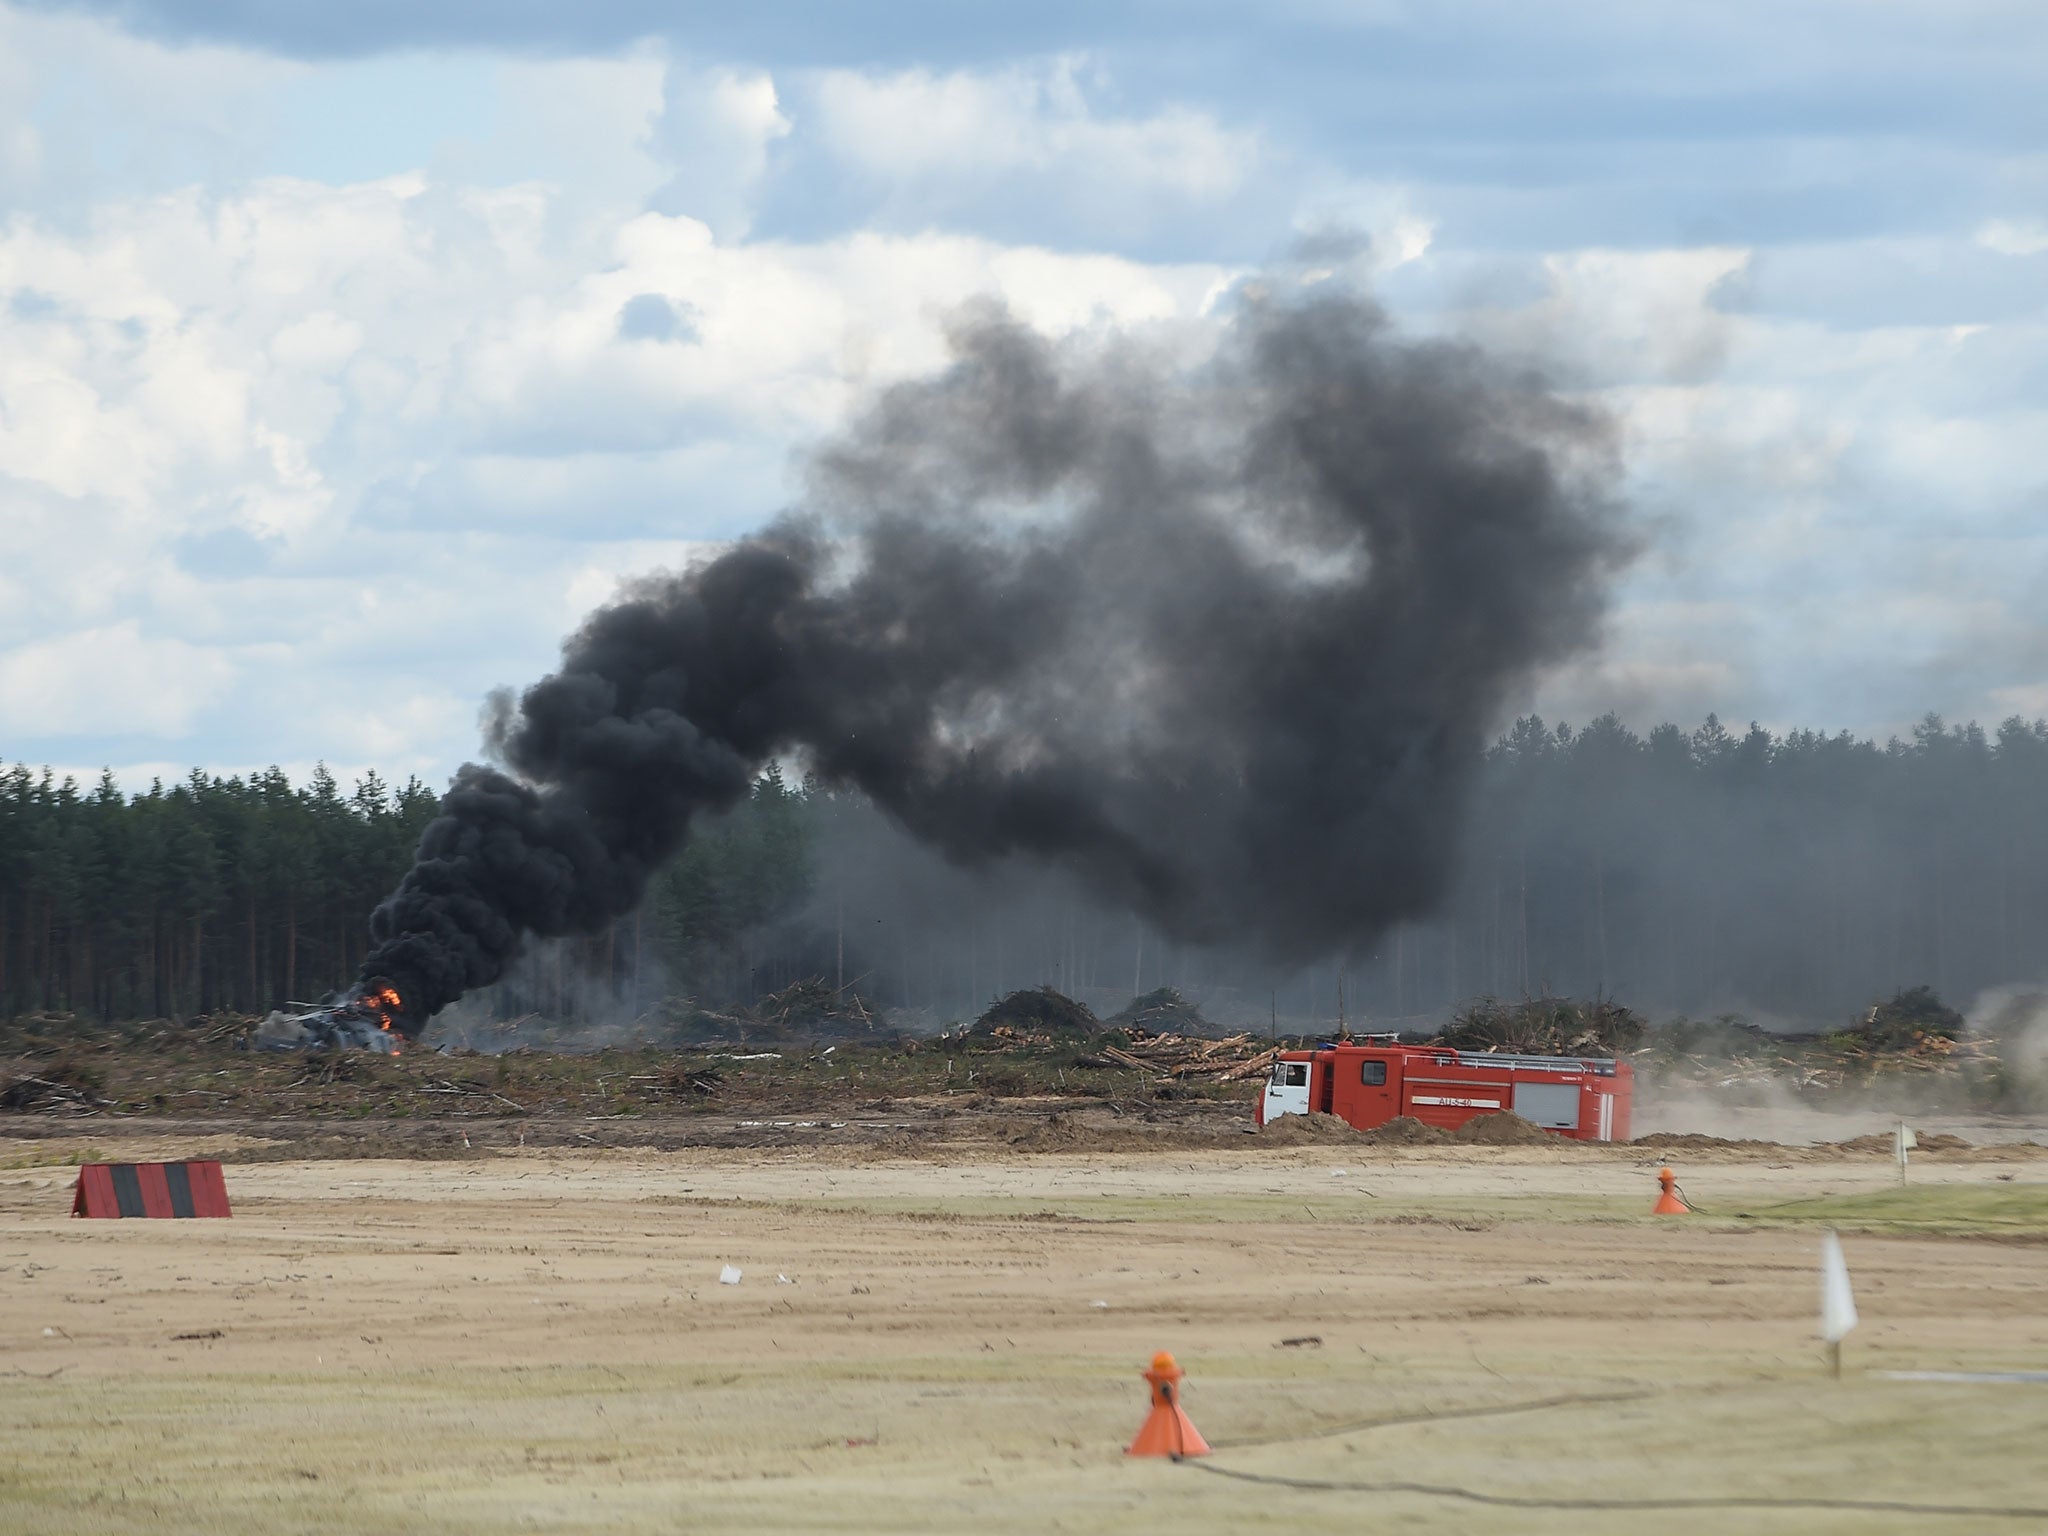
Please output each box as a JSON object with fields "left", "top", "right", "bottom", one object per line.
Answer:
{"left": 1653, "top": 1166, "right": 1690, "bottom": 1215}
{"left": 1126, "top": 1350, "right": 1211, "bottom": 1458}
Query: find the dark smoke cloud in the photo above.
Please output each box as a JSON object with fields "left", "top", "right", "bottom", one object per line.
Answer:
{"left": 364, "top": 284, "right": 1625, "bottom": 1028}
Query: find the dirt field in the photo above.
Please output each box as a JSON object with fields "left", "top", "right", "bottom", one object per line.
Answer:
{"left": 5, "top": 1126, "right": 2048, "bottom": 1533}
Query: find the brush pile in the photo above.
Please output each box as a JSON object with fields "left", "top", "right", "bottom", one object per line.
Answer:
{"left": 0, "top": 1054, "right": 111, "bottom": 1113}
{"left": 1437, "top": 995, "right": 1644, "bottom": 1055}
{"left": 666, "top": 977, "right": 881, "bottom": 1046}
{"left": 1839, "top": 985, "right": 1965, "bottom": 1056}
{"left": 1637, "top": 986, "right": 2010, "bottom": 1098}
{"left": 967, "top": 987, "right": 1099, "bottom": 1041}
{"left": 751, "top": 978, "right": 879, "bottom": 1034}
{"left": 1107, "top": 987, "right": 1213, "bottom": 1034}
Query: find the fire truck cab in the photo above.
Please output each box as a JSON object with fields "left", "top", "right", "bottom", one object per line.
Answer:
{"left": 1258, "top": 1038, "right": 1631, "bottom": 1142}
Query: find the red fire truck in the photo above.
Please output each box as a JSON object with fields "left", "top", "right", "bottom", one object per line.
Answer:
{"left": 1258, "top": 1037, "right": 1632, "bottom": 1142}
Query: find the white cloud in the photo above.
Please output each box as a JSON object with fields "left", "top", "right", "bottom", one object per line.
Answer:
{"left": 1977, "top": 219, "right": 2048, "bottom": 257}
{"left": 646, "top": 63, "right": 792, "bottom": 239}
{"left": 0, "top": 622, "right": 237, "bottom": 737}
{"left": 449, "top": 214, "right": 1230, "bottom": 458}
{"left": 807, "top": 58, "right": 1261, "bottom": 239}
{"left": 0, "top": 3, "right": 295, "bottom": 207}
{"left": 815, "top": 58, "right": 1255, "bottom": 198}
{"left": 0, "top": 157, "right": 1232, "bottom": 770}
{"left": 1460, "top": 245, "right": 1751, "bottom": 387}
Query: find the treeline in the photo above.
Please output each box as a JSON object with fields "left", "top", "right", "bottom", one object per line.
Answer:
{"left": 7, "top": 709, "right": 2048, "bottom": 1029}
{"left": 0, "top": 764, "right": 439, "bottom": 1020}
{"left": 636, "top": 710, "right": 2048, "bottom": 1028}
{"left": 1427, "top": 712, "right": 2048, "bottom": 1022}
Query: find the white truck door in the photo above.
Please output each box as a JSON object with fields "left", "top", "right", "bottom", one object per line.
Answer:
{"left": 1262, "top": 1060, "right": 1312, "bottom": 1123}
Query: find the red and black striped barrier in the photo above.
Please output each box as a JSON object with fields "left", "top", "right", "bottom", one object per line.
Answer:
{"left": 72, "top": 1161, "right": 232, "bottom": 1219}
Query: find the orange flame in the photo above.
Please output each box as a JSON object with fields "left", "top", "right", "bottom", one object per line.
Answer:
{"left": 360, "top": 984, "right": 404, "bottom": 1039}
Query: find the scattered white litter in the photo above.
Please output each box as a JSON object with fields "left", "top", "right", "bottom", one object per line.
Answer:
{"left": 719, "top": 1265, "right": 743, "bottom": 1286}
{"left": 1330, "top": 1168, "right": 1347, "bottom": 1177}
{"left": 42, "top": 1326, "right": 55, "bottom": 1336}
{"left": 776, "top": 1274, "right": 794, "bottom": 1285}
{"left": 1090, "top": 1300, "right": 1109, "bottom": 1309}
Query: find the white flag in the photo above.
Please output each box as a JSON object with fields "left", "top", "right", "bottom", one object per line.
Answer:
{"left": 1820, "top": 1230, "right": 1858, "bottom": 1343}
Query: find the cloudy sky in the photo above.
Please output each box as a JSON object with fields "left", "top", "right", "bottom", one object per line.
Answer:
{"left": 0, "top": 0, "right": 2042, "bottom": 795}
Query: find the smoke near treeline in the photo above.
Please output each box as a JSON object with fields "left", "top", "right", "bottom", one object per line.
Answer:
{"left": 4, "top": 711, "right": 2046, "bottom": 1030}
{"left": 651, "top": 710, "right": 2048, "bottom": 1031}
{"left": 361, "top": 286, "right": 1626, "bottom": 1030}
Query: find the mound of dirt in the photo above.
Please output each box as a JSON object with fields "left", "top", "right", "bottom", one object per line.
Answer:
{"left": 1837, "top": 1130, "right": 1975, "bottom": 1154}
{"left": 1632, "top": 1132, "right": 1755, "bottom": 1150}
{"left": 1452, "top": 1112, "right": 1554, "bottom": 1146}
{"left": 1359, "top": 1115, "right": 1453, "bottom": 1146}
{"left": 1006, "top": 1112, "right": 1100, "bottom": 1152}
{"left": 1258, "top": 1112, "right": 1461, "bottom": 1146}
{"left": 1255, "top": 1111, "right": 1364, "bottom": 1144}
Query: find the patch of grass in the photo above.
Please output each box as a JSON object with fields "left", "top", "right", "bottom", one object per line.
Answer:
{"left": 1730, "top": 1182, "right": 2048, "bottom": 1237}
{"left": 0, "top": 1145, "right": 108, "bottom": 1169}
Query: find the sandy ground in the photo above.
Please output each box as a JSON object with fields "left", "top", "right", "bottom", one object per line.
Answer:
{"left": 4, "top": 1137, "right": 2048, "bottom": 1534}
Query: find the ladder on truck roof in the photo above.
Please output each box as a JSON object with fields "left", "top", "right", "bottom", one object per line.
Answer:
{"left": 1414, "top": 1047, "right": 1622, "bottom": 1077}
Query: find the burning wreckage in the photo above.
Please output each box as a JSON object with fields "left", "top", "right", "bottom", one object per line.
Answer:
{"left": 256, "top": 983, "right": 411, "bottom": 1055}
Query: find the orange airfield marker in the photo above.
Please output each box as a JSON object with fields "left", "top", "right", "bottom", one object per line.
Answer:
{"left": 1126, "top": 1351, "right": 1211, "bottom": 1459}
{"left": 1653, "top": 1166, "right": 1690, "bottom": 1214}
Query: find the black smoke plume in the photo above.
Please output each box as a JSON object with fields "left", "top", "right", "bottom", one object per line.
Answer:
{"left": 362, "top": 286, "right": 1624, "bottom": 1030}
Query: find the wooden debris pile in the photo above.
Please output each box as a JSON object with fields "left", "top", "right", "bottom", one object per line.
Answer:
{"left": 628, "top": 1064, "right": 724, "bottom": 1100}
{"left": 190, "top": 1012, "right": 261, "bottom": 1047}
{"left": 1839, "top": 985, "right": 1966, "bottom": 1057}
{"left": 1093, "top": 1031, "right": 1276, "bottom": 1083}
{"left": 0, "top": 1055, "right": 111, "bottom": 1113}
{"left": 750, "top": 977, "right": 878, "bottom": 1035}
